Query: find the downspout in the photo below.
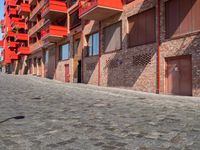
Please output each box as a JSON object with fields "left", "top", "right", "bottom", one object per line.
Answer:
{"left": 98, "top": 21, "right": 101, "bottom": 86}
{"left": 54, "top": 42, "right": 57, "bottom": 80}
{"left": 156, "top": 0, "right": 161, "bottom": 94}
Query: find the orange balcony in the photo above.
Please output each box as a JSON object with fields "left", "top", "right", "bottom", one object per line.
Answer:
{"left": 6, "top": 32, "right": 16, "bottom": 38}
{"left": 8, "top": 8, "right": 17, "bottom": 16}
{"left": 15, "top": 33, "right": 28, "bottom": 41}
{"left": 6, "top": 0, "right": 16, "bottom": 7}
{"left": 8, "top": 42, "right": 18, "bottom": 48}
{"left": 79, "top": 0, "right": 123, "bottom": 20}
{"left": 41, "top": 0, "right": 67, "bottom": 19}
{"left": 10, "top": 17, "right": 22, "bottom": 22}
{"left": 11, "top": 21, "right": 26, "bottom": 29}
{"left": 17, "top": 47, "right": 30, "bottom": 55}
{"left": 0, "top": 40, "right": 3, "bottom": 47}
{"left": 10, "top": 51, "right": 19, "bottom": 60}
{"left": 41, "top": 25, "right": 68, "bottom": 42}
{"left": 18, "top": 3, "right": 31, "bottom": 16}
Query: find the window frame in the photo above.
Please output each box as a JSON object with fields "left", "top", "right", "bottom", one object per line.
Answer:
{"left": 165, "top": 0, "right": 200, "bottom": 40}
{"left": 86, "top": 32, "right": 100, "bottom": 57}
{"left": 103, "top": 21, "right": 122, "bottom": 54}
{"left": 59, "top": 43, "right": 71, "bottom": 61}
{"left": 128, "top": 8, "right": 156, "bottom": 48}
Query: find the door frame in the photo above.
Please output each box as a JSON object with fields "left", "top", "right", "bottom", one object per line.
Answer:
{"left": 164, "top": 55, "right": 192, "bottom": 95}
{"left": 65, "top": 64, "right": 70, "bottom": 82}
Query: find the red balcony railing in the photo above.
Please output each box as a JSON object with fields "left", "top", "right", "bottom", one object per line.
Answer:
{"left": 41, "top": 25, "right": 68, "bottom": 42}
{"left": 10, "top": 51, "right": 19, "bottom": 60}
{"left": 15, "top": 33, "right": 28, "bottom": 41}
{"left": 41, "top": 0, "right": 67, "bottom": 19}
{"left": 18, "top": 3, "right": 31, "bottom": 16}
{"left": 17, "top": 47, "right": 30, "bottom": 55}
{"left": 6, "top": 0, "right": 16, "bottom": 7}
{"left": 11, "top": 21, "right": 26, "bottom": 29}
{"left": 8, "top": 8, "right": 17, "bottom": 16}
{"left": 8, "top": 41, "right": 18, "bottom": 48}
{"left": 6, "top": 32, "right": 16, "bottom": 38}
{"left": 0, "top": 40, "right": 3, "bottom": 47}
{"left": 79, "top": 0, "right": 123, "bottom": 20}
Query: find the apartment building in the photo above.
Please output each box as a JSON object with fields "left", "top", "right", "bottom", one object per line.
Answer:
{"left": 1, "top": 0, "right": 200, "bottom": 96}
{"left": 1, "top": 0, "right": 30, "bottom": 74}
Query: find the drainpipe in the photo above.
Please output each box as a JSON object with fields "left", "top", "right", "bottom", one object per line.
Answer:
{"left": 54, "top": 42, "right": 57, "bottom": 80}
{"left": 98, "top": 21, "right": 101, "bottom": 86}
{"left": 156, "top": 0, "right": 161, "bottom": 94}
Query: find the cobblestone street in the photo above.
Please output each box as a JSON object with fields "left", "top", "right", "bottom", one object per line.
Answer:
{"left": 0, "top": 73, "right": 200, "bottom": 150}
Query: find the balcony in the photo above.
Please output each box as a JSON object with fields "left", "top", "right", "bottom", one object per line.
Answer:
{"left": 29, "top": 40, "right": 45, "bottom": 53}
{"left": 0, "top": 40, "right": 3, "bottom": 47}
{"left": 15, "top": 33, "right": 28, "bottom": 41}
{"left": 10, "top": 51, "right": 19, "bottom": 60}
{"left": 18, "top": 3, "right": 31, "bottom": 16}
{"left": 28, "top": 18, "right": 45, "bottom": 37}
{"left": 6, "top": 32, "right": 16, "bottom": 38}
{"left": 79, "top": 0, "right": 123, "bottom": 20}
{"left": 8, "top": 8, "right": 17, "bottom": 16}
{"left": 30, "top": 0, "right": 45, "bottom": 21}
{"left": 6, "top": 0, "right": 16, "bottom": 7}
{"left": 8, "top": 42, "right": 18, "bottom": 48}
{"left": 41, "top": 0, "right": 67, "bottom": 19}
{"left": 41, "top": 25, "right": 68, "bottom": 42}
{"left": 17, "top": 47, "right": 30, "bottom": 55}
{"left": 11, "top": 20, "right": 26, "bottom": 29}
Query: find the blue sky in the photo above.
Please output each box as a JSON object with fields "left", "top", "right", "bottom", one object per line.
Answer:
{"left": 0, "top": 0, "right": 4, "bottom": 40}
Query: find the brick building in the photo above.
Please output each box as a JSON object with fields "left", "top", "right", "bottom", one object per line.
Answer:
{"left": 1, "top": 0, "right": 200, "bottom": 96}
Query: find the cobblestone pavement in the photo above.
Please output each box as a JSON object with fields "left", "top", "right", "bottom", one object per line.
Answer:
{"left": 0, "top": 73, "right": 200, "bottom": 150}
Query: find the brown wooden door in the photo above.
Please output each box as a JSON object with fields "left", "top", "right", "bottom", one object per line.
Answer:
{"left": 65, "top": 64, "right": 70, "bottom": 82}
{"left": 166, "top": 55, "right": 192, "bottom": 96}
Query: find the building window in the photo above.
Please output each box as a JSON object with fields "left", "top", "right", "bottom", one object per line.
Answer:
{"left": 128, "top": 8, "right": 156, "bottom": 47}
{"left": 165, "top": 0, "right": 200, "bottom": 38}
{"left": 87, "top": 32, "right": 99, "bottom": 56}
{"left": 59, "top": 43, "right": 70, "bottom": 60}
{"left": 74, "top": 38, "right": 80, "bottom": 55}
{"left": 103, "top": 22, "right": 122, "bottom": 53}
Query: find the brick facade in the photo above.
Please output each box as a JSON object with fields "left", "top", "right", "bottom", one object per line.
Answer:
{"left": 2, "top": 0, "right": 200, "bottom": 96}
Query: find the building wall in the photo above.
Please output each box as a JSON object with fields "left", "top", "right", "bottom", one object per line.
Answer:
{"left": 81, "top": 0, "right": 200, "bottom": 96}
{"left": 28, "top": 51, "right": 44, "bottom": 77}
{"left": 26, "top": 0, "right": 200, "bottom": 96}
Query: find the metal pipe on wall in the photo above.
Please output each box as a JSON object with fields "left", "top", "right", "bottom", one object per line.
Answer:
{"left": 157, "top": 0, "right": 161, "bottom": 94}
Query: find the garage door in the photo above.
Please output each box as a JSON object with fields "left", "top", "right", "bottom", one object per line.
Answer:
{"left": 165, "top": 55, "right": 192, "bottom": 96}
